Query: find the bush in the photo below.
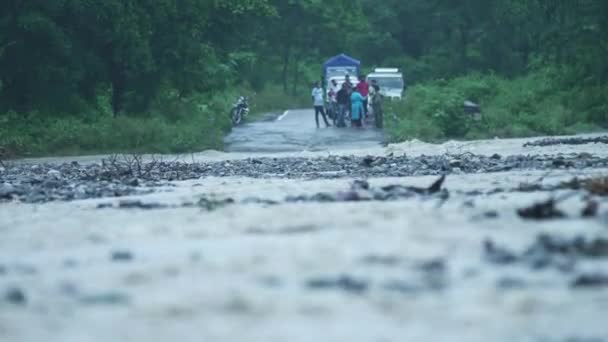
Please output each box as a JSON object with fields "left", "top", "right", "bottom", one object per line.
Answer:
{"left": 385, "top": 67, "right": 607, "bottom": 142}
{"left": 0, "top": 93, "right": 233, "bottom": 157}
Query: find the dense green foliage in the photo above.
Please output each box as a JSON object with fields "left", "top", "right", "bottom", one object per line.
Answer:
{"left": 1, "top": 1, "right": 607, "bottom": 156}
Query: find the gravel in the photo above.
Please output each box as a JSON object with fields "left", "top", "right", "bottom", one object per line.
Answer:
{"left": 2, "top": 152, "right": 606, "bottom": 203}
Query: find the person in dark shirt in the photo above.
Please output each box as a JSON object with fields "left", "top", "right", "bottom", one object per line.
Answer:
{"left": 336, "top": 83, "right": 350, "bottom": 128}
{"left": 370, "top": 84, "right": 383, "bottom": 129}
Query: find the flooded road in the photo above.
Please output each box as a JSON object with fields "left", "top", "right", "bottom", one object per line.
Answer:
{"left": 1, "top": 118, "right": 608, "bottom": 342}
{"left": 224, "top": 108, "right": 385, "bottom": 152}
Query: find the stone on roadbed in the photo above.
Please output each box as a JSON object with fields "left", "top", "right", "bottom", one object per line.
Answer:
{"left": 1, "top": 135, "right": 608, "bottom": 342}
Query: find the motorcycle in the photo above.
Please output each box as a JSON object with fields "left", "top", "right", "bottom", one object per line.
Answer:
{"left": 230, "top": 96, "right": 249, "bottom": 125}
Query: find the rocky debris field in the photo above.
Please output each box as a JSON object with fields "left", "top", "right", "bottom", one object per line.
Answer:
{"left": 1, "top": 135, "right": 608, "bottom": 342}
{"left": 523, "top": 135, "right": 608, "bottom": 147}
{"left": 2, "top": 151, "right": 608, "bottom": 203}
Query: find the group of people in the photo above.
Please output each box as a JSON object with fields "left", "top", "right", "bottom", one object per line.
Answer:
{"left": 311, "top": 75, "right": 383, "bottom": 129}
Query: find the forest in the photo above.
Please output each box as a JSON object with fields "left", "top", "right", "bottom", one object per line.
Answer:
{"left": 1, "top": 0, "right": 607, "bottom": 156}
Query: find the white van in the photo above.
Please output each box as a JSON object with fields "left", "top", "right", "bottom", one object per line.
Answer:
{"left": 366, "top": 68, "right": 405, "bottom": 99}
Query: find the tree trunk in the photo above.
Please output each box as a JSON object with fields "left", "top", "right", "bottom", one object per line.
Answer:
{"left": 291, "top": 53, "right": 301, "bottom": 96}
{"left": 281, "top": 43, "right": 291, "bottom": 94}
{"left": 110, "top": 62, "right": 126, "bottom": 117}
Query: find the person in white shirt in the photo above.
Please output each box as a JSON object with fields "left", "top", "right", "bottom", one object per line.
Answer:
{"left": 311, "top": 82, "right": 331, "bottom": 128}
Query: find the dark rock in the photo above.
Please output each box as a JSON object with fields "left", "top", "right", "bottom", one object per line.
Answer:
{"left": 5, "top": 287, "right": 27, "bottom": 305}
{"left": 417, "top": 258, "right": 446, "bottom": 273}
{"left": 96, "top": 203, "right": 113, "bottom": 209}
{"left": 524, "top": 136, "right": 608, "bottom": 147}
{"left": 111, "top": 250, "right": 134, "bottom": 262}
{"left": 351, "top": 180, "right": 370, "bottom": 190}
{"left": 118, "top": 200, "right": 167, "bottom": 210}
{"left": 517, "top": 198, "right": 566, "bottom": 220}
{"left": 483, "top": 239, "right": 518, "bottom": 264}
{"left": 197, "top": 197, "right": 235, "bottom": 210}
{"left": 127, "top": 178, "right": 140, "bottom": 187}
{"left": 383, "top": 280, "right": 421, "bottom": 294}
{"left": 306, "top": 275, "right": 369, "bottom": 294}
{"left": 484, "top": 210, "right": 499, "bottom": 218}
{"left": 80, "top": 292, "right": 130, "bottom": 305}
{"left": 3, "top": 152, "right": 608, "bottom": 204}
{"left": 571, "top": 274, "right": 608, "bottom": 288}
{"left": 0, "top": 183, "right": 17, "bottom": 199}
{"left": 360, "top": 255, "right": 402, "bottom": 266}
{"left": 496, "top": 277, "right": 527, "bottom": 290}
{"left": 582, "top": 200, "right": 599, "bottom": 218}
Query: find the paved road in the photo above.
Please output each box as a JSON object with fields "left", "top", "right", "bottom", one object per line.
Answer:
{"left": 224, "top": 108, "right": 385, "bottom": 152}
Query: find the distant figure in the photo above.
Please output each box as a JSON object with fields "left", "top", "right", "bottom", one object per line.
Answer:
{"left": 327, "top": 79, "right": 339, "bottom": 124}
{"left": 370, "top": 84, "right": 383, "bottom": 129}
{"left": 344, "top": 74, "right": 353, "bottom": 94}
{"left": 350, "top": 87, "right": 365, "bottom": 127}
{"left": 369, "top": 79, "right": 379, "bottom": 95}
{"left": 356, "top": 75, "right": 370, "bottom": 116}
{"left": 336, "top": 83, "right": 350, "bottom": 128}
{"left": 311, "top": 82, "right": 331, "bottom": 128}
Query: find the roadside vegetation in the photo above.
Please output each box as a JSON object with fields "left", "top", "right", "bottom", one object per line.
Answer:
{"left": 1, "top": 1, "right": 607, "bottom": 157}
{"left": 386, "top": 67, "right": 607, "bottom": 142}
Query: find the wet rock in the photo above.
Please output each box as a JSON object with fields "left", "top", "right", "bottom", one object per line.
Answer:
{"left": 306, "top": 275, "right": 369, "bottom": 294}
{"left": 528, "top": 234, "right": 608, "bottom": 259}
{"left": 581, "top": 200, "right": 599, "bottom": 218}
{"left": 483, "top": 240, "right": 518, "bottom": 264}
{"left": 383, "top": 280, "right": 421, "bottom": 294}
{"left": 496, "top": 277, "right": 527, "bottom": 290}
{"left": 47, "top": 169, "right": 61, "bottom": 177}
{"left": 486, "top": 234, "right": 608, "bottom": 274}
{"left": 241, "top": 197, "right": 278, "bottom": 205}
{"left": 417, "top": 258, "right": 446, "bottom": 273}
{"left": 197, "top": 197, "right": 235, "bottom": 210}
{"left": 111, "top": 250, "right": 134, "bottom": 262}
{"left": 80, "top": 292, "right": 130, "bottom": 305}
{"left": 96, "top": 203, "right": 113, "bottom": 209}
{"left": 5, "top": 287, "right": 27, "bottom": 305}
{"left": 118, "top": 200, "right": 167, "bottom": 210}
{"left": 3, "top": 152, "right": 608, "bottom": 204}
{"left": 0, "top": 182, "right": 17, "bottom": 199}
{"left": 517, "top": 198, "right": 566, "bottom": 220}
{"left": 483, "top": 210, "right": 499, "bottom": 219}
{"left": 571, "top": 274, "right": 608, "bottom": 288}
{"left": 524, "top": 136, "right": 608, "bottom": 147}
{"left": 360, "top": 255, "right": 402, "bottom": 266}
{"left": 351, "top": 179, "right": 370, "bottom": 190}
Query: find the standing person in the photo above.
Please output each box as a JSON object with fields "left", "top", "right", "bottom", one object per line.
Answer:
{"left": 327, "top": 79, "right": 339, "bottom": 124}
{"left": 336, "top": 83, "right": 350, "bottom": 128}
{"left": 344, "top": 74, "right": 353, "bottom": 94}
{"left": 311, "top": 82, "right": 330, "bottom": 128}
{"left": 350, "top": 87, "right": 365, "bottom": 128}
{"left": 370, "top": 84, "right": 384, "bottom": 129}
{"left": 356, "top": 75, "right": 370, "bottom": 117}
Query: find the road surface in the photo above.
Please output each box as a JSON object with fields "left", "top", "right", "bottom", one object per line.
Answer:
{"left": 1, "top": 112, "right": 608, "bottom": 342}
{"left": 225, "top": 108, "right": 385, "bottom": 152}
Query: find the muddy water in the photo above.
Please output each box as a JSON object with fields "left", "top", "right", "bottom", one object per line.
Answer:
{"left": 1, "top": 127, "right": 608, "bottom": 342}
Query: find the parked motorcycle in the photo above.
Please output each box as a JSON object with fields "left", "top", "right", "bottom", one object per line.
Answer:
{"left": 230, "top": 96, "right": 249, "bottom": 125}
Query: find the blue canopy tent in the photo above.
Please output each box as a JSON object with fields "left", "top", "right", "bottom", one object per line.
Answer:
{"left": 323, "top": 54, "right": 361, "bottom": 78}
